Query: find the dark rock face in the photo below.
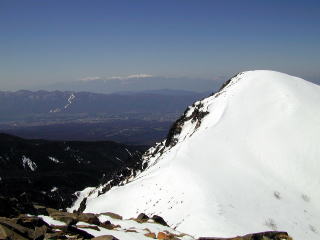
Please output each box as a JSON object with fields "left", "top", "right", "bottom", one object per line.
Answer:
{"left": 77, "top": 197, "right": 87, "bottom": 213}
{"left": 0, "top": 197, "right": 37, "bottom": 218}
{"left": 49, "top": 210, "right": 79, "bottom": 226}
{"left": 151, "top": 215, "right": 168, "bottom": 226}
{"left": 0, "top": 215, "right": 59, "bottom": 240}
{"left": 211, "top": 72, "right": 243, "bottom": 97}
{"left": 0, "top": 209, "right": 122, "bottom": 239}
{"left": 0, "top": 133, "right": 147, "bottom": 212}
{"left": 165, "top": 101, "right": 209, "bottom": 148}
{"left": 137, "top": 213, "right": 149, "bottom": 222}
{"left": 84, "top": 150, "right": 149, "bottom": 204}
{"left": 164, "top": 73, "right": 244, "bottom": 149}
{"left": 77, "top": 213, "right": 100, "bottom": 225}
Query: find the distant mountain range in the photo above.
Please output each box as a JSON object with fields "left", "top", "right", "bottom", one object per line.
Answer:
{"left": 0, "top": 89, "right": 210, "bottom": 144}
{"left": 35, "top": 75, "right": 224, "bottom": 94}
{"left": 0, "top": 89, "right": 209, "bottom": 122}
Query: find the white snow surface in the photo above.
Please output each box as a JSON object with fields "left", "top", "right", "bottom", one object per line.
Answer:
{"left": 72, "top": 71, "right": 320, "bottom": 239}
{"left": 38, "top": 215, "right": 66, "bottom": 226}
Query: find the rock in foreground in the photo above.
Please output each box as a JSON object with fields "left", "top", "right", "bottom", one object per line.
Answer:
{"left": 0, "top": 207, "right": 293, "bottom": 240}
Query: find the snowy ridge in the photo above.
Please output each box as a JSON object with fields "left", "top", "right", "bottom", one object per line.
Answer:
{"left": 139, "top": 72, "right": 243, "bottom": 169}
{"left": 71, "top": 70, "right": 320, "bottom": 240}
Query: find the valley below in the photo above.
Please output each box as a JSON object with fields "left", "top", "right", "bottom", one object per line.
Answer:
{"left": 0, "top": 133, "right": 147, "bottom": 210}
{"left": 1, "top": 71, "right": 319, "bottom": 240}
{"left": 0, "top": 89, "right": 208, "bottom": 146}
{"left": 0, "top": 119, "right": 172, "bottom": 146}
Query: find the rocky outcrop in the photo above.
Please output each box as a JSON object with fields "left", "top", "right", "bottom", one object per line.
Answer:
{"left": 163, "top": 73, "right": 245, "bottom": 150}
{"left": 0, "top": 210, "right": 102, "bottom": 239}
{"left": 144, "top": 232, "right": 157, "bottom": 238}
{"left": 163, "top": 73, "right": 243, "bottom": 149}
{"left": 0, "top": 197, "right": 37, "bottom": 218}
{"left": 165, "top": 102, "right": 209, "bottom": 148}
{"left": 92, "top": 236, "right": 119, "bottom": 240}
{"left": 76, "top": 150, "right": 149, "bottom": 211}
{"left": 0, "top": 209, "right": 181, "bottom": 239}
{"left": 151, "top": 215, "right": 168, "bottom": 227}
{"left": 198, "top": 231, "right": 292, "bottom": 240}
{"left": 136, "top": 213, "right": 150, "bottom": 222}
{"left": 0, "top": 207, "right": 294, "bottom": 240}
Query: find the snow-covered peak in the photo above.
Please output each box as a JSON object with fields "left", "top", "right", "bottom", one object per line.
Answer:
{"left": 166, "top": 70, "right": 316, "bottom": 144}
{"left": 142, "top": 70, "right": 319, "bottom": 168}
{"left": 71, "top": 70, "right": 320, "bottom": 240}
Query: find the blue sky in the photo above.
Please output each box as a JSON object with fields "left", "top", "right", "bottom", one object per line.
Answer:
{"left": 0, "top": 0, "right": 320, "bottom": 90}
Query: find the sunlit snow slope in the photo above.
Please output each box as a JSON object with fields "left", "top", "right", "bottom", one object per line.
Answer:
{"left": 72, "top": 71, "right": 320, "bottom": 240}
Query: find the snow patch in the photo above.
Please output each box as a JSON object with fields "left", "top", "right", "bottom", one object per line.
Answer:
{"left": 39, "top": 215, "right": 66, "bottom": 226}
{"left": 64, "top": 93, "right": 76, "bottom": 109}
{"left": 22, "top": 155, "right": 37, "bottom": 171}
{"left": 125, "top": 148, "right": 132, "bottom": 157}
{"left": 49, "top": 156, "right": 60, "bottom": 163}
{"left": 50, "top": 93, "right": 76, "bottom": 113}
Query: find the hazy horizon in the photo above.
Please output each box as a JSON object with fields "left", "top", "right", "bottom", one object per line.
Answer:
{"left": 1, "top": 0, "right": 320, "bottom": 91}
